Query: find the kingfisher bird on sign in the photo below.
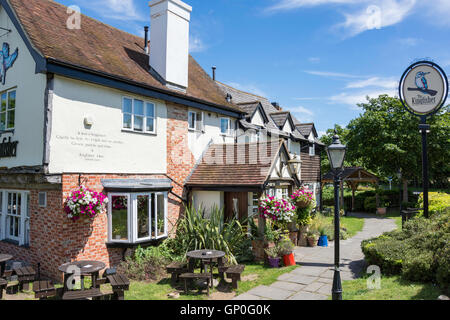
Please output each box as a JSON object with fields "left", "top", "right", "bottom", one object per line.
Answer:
{"left": 407, "top": 71, "right": 438, "bottom": 97}
{"left": 0, "top": 42, "right": 18, "bottom": 85}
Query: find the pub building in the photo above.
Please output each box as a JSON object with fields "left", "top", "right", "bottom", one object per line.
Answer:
{"left": 0, "top": 0, "right": 323, "bottom": 279}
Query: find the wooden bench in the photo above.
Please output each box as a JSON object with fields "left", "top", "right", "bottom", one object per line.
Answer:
{"left": 106, "top": 274, "right": 130, "bottom": 300}
{"left": 166, "top": 261, "right": 188, "bottom": 286}
{"left": 225, "top": 265, "right": 245, "bottom": 289}
{"left": 179, "top": 273, "right": 211, "bottom": 296}
{"left": 33, "top": 280, "right": 57, "bottom": 300}
{"left": 13, "top": 266, "right": 36, "bottom": 291}
{"left": 0, "top": 278, "right": 7, "bottom": 299}
{"left": 62, "top": 288, "right": 104, "bottom": 300}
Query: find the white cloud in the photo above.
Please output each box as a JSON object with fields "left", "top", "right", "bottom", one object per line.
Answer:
{"left": 329, "top": 89, "right": 397, "bottom": 109}
{"left": 305, "top": 70, "right": 363, "bottom": 79}
{"left": 290, "top": 106, "right": 314, "bottom": 122}
{"left": 189, "top": 35, "right": 207, "bottom": 53}
{"left": 75, "top": 0, "right": 146, "bottom": 21}
{"left": 308, "top": 57, "right": 321, "bottom": 63}
{"left": 266, "top": 0, "right": 361, "bottom": 12}
{"left": 228, "top": 82, "right": 268, "bottom": 98}
{"left": 346, "top": 77, "right": 398, "bottom": 89}
{"left": 399, "top": 37, "right": 420, "bottom": 46}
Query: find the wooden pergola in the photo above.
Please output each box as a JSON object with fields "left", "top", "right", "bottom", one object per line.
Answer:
{"left": 322, "top": 167, "right": 380, "bottom": 212}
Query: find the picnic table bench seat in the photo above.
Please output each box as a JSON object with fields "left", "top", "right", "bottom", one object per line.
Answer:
{"left": 62, "top": 288, "right": 105, "bottom": 300}
{"left": 179, "top": 273, "right": 211, "bottom": 296}
{"left": 225, "top": 265, "right": 245, "bottom": 289}
{"left": 106, "top": 274, "right": 130, "bottom": 300}
{"left": 13, "top": 266, "right": 36, "bottom": 291}
{"left": 166, "top": 261, "right": 188, "bottom": 285}
{"left": 0, "top": 278, "right": 7, "bottom": 299}
{"left": 33, "top": 280, "right": 57, "bottom": 300}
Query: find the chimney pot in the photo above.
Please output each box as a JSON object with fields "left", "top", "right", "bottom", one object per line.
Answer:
{"left": 272, "top": 102, "right": 281, "bottom": 110}
{"left": 212, "top": 66, "right": 216, "bottom": 81}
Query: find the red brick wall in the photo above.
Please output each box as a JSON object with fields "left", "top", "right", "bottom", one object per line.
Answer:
{"left": 166, "top": 102, "right": 196, "bottom": 229}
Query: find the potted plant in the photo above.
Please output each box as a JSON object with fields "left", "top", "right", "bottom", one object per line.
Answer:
{"left": 377, "top": 198, "right": 390, "bottom": 215}
{"left": 291, "top": 188, "right": 315, "bottom": 247}
{"left": 265, "top": 246, "right": 281, "bottom": 268}
{"left": 306, "top": 231, "right": 319, "bottom": 247}
{"left": 317, "top": 226, "right": 328, "bottom": 247}
{"left": 278, "top": 237, "right": 296, "bottom": 266}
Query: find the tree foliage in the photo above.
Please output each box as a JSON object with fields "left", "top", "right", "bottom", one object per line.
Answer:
{"left": 321, "top": 95, "right": 450, "bottom": 188}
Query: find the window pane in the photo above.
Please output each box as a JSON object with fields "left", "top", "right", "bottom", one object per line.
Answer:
{"left": 195, "top": 112, "right": 203, "bottom": 131}
{"left": 8, "top": 91, "right": 16, "bottom": 110}
{"left": 134, "top": 100, "right": 144, "bottom": 116}
{"left": 1, "top": 93, "right": 6, "bottom": 112}
{"left": 221, "top": 119, "right": 228, "bottom": 134}
{"left": 188, "top": 112, "right": 195, "bottom": 129}
{"left": 137, "top": 195, "right": 150, "bottom": 239}
{"left": 134, "top": 116, "right": 143, "bottom": 131}
{"left": 146, "top": 118, "right": 154, "bottom": 132}
{"left": 123, "top": 98, "right": 132, "bottom": 114}
{"left": 151, "top": 194, "right": 156, "bottom": 238}
{"left": 146, "top": 103, "right": 154, "bottom": 117}
{"left": 123, "top": 113, "right": 132, "bottom": 129}
{"left": 157, "top": 194, "right": 165, "bottom": 237}
{"left": 111, "top": 196, "right": 128, "bottom": 241}
{"left": 7, "top": 110, "right": 14, "bottom": 129}
{"left": 0, "top": 112, "right": 5, "bottom": 131}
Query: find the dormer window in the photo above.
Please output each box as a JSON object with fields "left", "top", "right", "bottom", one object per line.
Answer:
{"left": 309, "top": 144, "right": 315, "bottom": 156}
{"left": 188, "top": 111, "right": 204, "bottom": 132}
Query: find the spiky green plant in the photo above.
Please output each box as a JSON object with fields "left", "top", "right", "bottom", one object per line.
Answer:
{"left": 174, "top": 205, "right": 246, "bottom": 265}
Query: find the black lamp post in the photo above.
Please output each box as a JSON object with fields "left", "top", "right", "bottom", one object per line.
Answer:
{"left": 326, "top": 133, "right": 347, "bottom": 301}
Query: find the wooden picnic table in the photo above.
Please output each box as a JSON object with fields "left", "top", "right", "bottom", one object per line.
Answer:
{"left": 58, "top": 260, "right": 105, "bottom": 291}
{"left": 186, "top": 250, "right": 225, "bottom": 287}
{"left": 0, "top": 254, "right": 13, "bottom": 278}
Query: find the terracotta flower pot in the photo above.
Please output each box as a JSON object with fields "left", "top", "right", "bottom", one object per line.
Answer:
{"left": 377, "top": 207, "right": 387, "bottom": 215}
{"left": 307, "top": 237, "right": 317, "bottom": 247}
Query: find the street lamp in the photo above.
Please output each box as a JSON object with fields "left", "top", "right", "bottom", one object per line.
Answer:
{"left": 326, "top": 133, "right": 347, "bottom": 301}
{"left": 288, "top": 154, "right": 302, "bottom": 175}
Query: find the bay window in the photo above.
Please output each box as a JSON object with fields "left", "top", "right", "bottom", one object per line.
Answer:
{"left": 0, "top": 190, "right": 29, "bottom": 246}
{"left": 108, "top": 192, "right": 168, "bottom": 244}
{"left": 122, "top": 97, "right": 156, "bottom": 134}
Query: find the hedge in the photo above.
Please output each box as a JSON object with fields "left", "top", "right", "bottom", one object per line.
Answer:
{"left": 361, "top": 209, "right": 450, "bottom": 293}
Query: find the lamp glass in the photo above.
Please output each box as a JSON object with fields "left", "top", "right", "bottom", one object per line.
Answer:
{"left": 327, "top": 145, "right": 346, "bottom": 170}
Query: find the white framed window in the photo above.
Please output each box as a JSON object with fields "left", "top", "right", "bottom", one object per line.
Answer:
{"left": 309, "top": 144, "right": 315, "bottom": 156}
{"left": 188, "top": 111, "right": 204, "bottom": 132}
{"left": 220, "top": 117, "right": 231, "bottom": 136}
{"left": 122, "top": 97, "right": 156, "bottom": 134}
{"left": 0, "top": 89, "right": 16, "bottom": 131}
{"left": 0, "top": 190, "right": 29, "bottom": 246}
{"left": 108, "top": 192, "right": 168, "bottom": 244}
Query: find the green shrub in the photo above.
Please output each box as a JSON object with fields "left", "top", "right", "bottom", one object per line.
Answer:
{"left": 364, "top": 196, "right": 377, "bottom": 212}
{"left": 361, "top": 209, "right": 450, "bottom": 291}
{"left": 118, "top": 245, "right": 170, "bottom": 281}
{"left": 418, "top": 192, "right": 450, "bottom": 217}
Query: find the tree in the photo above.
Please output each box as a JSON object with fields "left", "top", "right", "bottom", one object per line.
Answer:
{"left": 344, "top": 95, "right": 449, "bottom": 201}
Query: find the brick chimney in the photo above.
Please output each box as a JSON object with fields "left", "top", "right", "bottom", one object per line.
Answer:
{"left": 148, "top": 0, "right": 192, "bottom": 92}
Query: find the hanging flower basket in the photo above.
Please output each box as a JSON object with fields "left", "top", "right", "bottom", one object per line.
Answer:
{"left": 291, "top": 188, "right": 314, "bottom": 208}
{"left": 258, "top": 196, "right": 296, "bottom": 224}
{"left": 64, "top": 185, "right": 108, "bottom": 222}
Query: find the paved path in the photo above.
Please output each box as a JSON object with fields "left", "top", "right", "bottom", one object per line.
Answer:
{"left": 234, "top": 213, "right": 396, "bottom": 300}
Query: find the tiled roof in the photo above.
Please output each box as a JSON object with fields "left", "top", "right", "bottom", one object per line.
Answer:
{"left": 186, "top": 140, "right": 284, "bottom": 186}
{"left": 9, "top": 0, "right": 242, "bottom": 113}
{"left": 296, "top": 123, "right": 314, "bottom": 137}
{"left": 322, "top": 167, "right": 379, "bottom": 182}
{"left": 236, "top": 102, "right": 260, "bottom": 117}
{"left": 270, "top": 111, "right": 290, "bottom": 128}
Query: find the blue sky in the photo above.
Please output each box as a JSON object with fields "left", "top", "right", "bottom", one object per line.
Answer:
{"left": 56, "top": 0, "right": 450, "bottom": 136}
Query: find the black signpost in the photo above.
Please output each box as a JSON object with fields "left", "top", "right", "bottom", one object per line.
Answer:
{"left": 399, "top": 61, "right": 448, "bottom": 218}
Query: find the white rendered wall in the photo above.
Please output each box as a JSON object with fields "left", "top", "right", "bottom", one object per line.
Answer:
{"left": 251, "top": 109, "right": 264, "bottom": 126}
{"left": 48, "top": 76, "right": 167, "bottom": 174}
{"left": 187, "top": 108, "right": 236, "bottom": 161}
{"left": 0, "top": 7, "right": 46, "bottom": 169}
{"left": 192, "top": 190, "right": 223, "bottom": 217}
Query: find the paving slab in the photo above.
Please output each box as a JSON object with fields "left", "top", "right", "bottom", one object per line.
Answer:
{"left": 303, "top": 281, "right": 325, "bottom": 293}
{"left": 246, "top": 285, "right": 293, "bottom": 300}
{"left": 270, "top": 281, "right": 305, "bottom": 292}
{"left": 283, "top": 274, "right": 317, "bottom": 285}
{"left": 317, "top": 284, "right": 333, "bottom": 295}
{"left": 233, "top": 293, "right": 267, "bottom": 300}
{"left": 291, "top": 266, "right": 328, "bottom": 277}
{"left": 287, "top": 291, "right": 328, "bottom": 300}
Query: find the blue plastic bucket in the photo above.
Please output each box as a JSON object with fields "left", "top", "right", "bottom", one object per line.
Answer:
{"left": 318, "top": 235, "right": 328, "bottom": 247}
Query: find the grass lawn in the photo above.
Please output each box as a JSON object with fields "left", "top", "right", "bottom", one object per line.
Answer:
{"left": 234, "top": 262, "right": 298, "bottom": 296}
{"left": 323, "top": 215, "right": 365, "bottom": 238}
{"left": 124, "top": 262, "right": 298, "bottom": 300}
{"left": 341, "top": 275, "right": 442, "bottom": 300}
